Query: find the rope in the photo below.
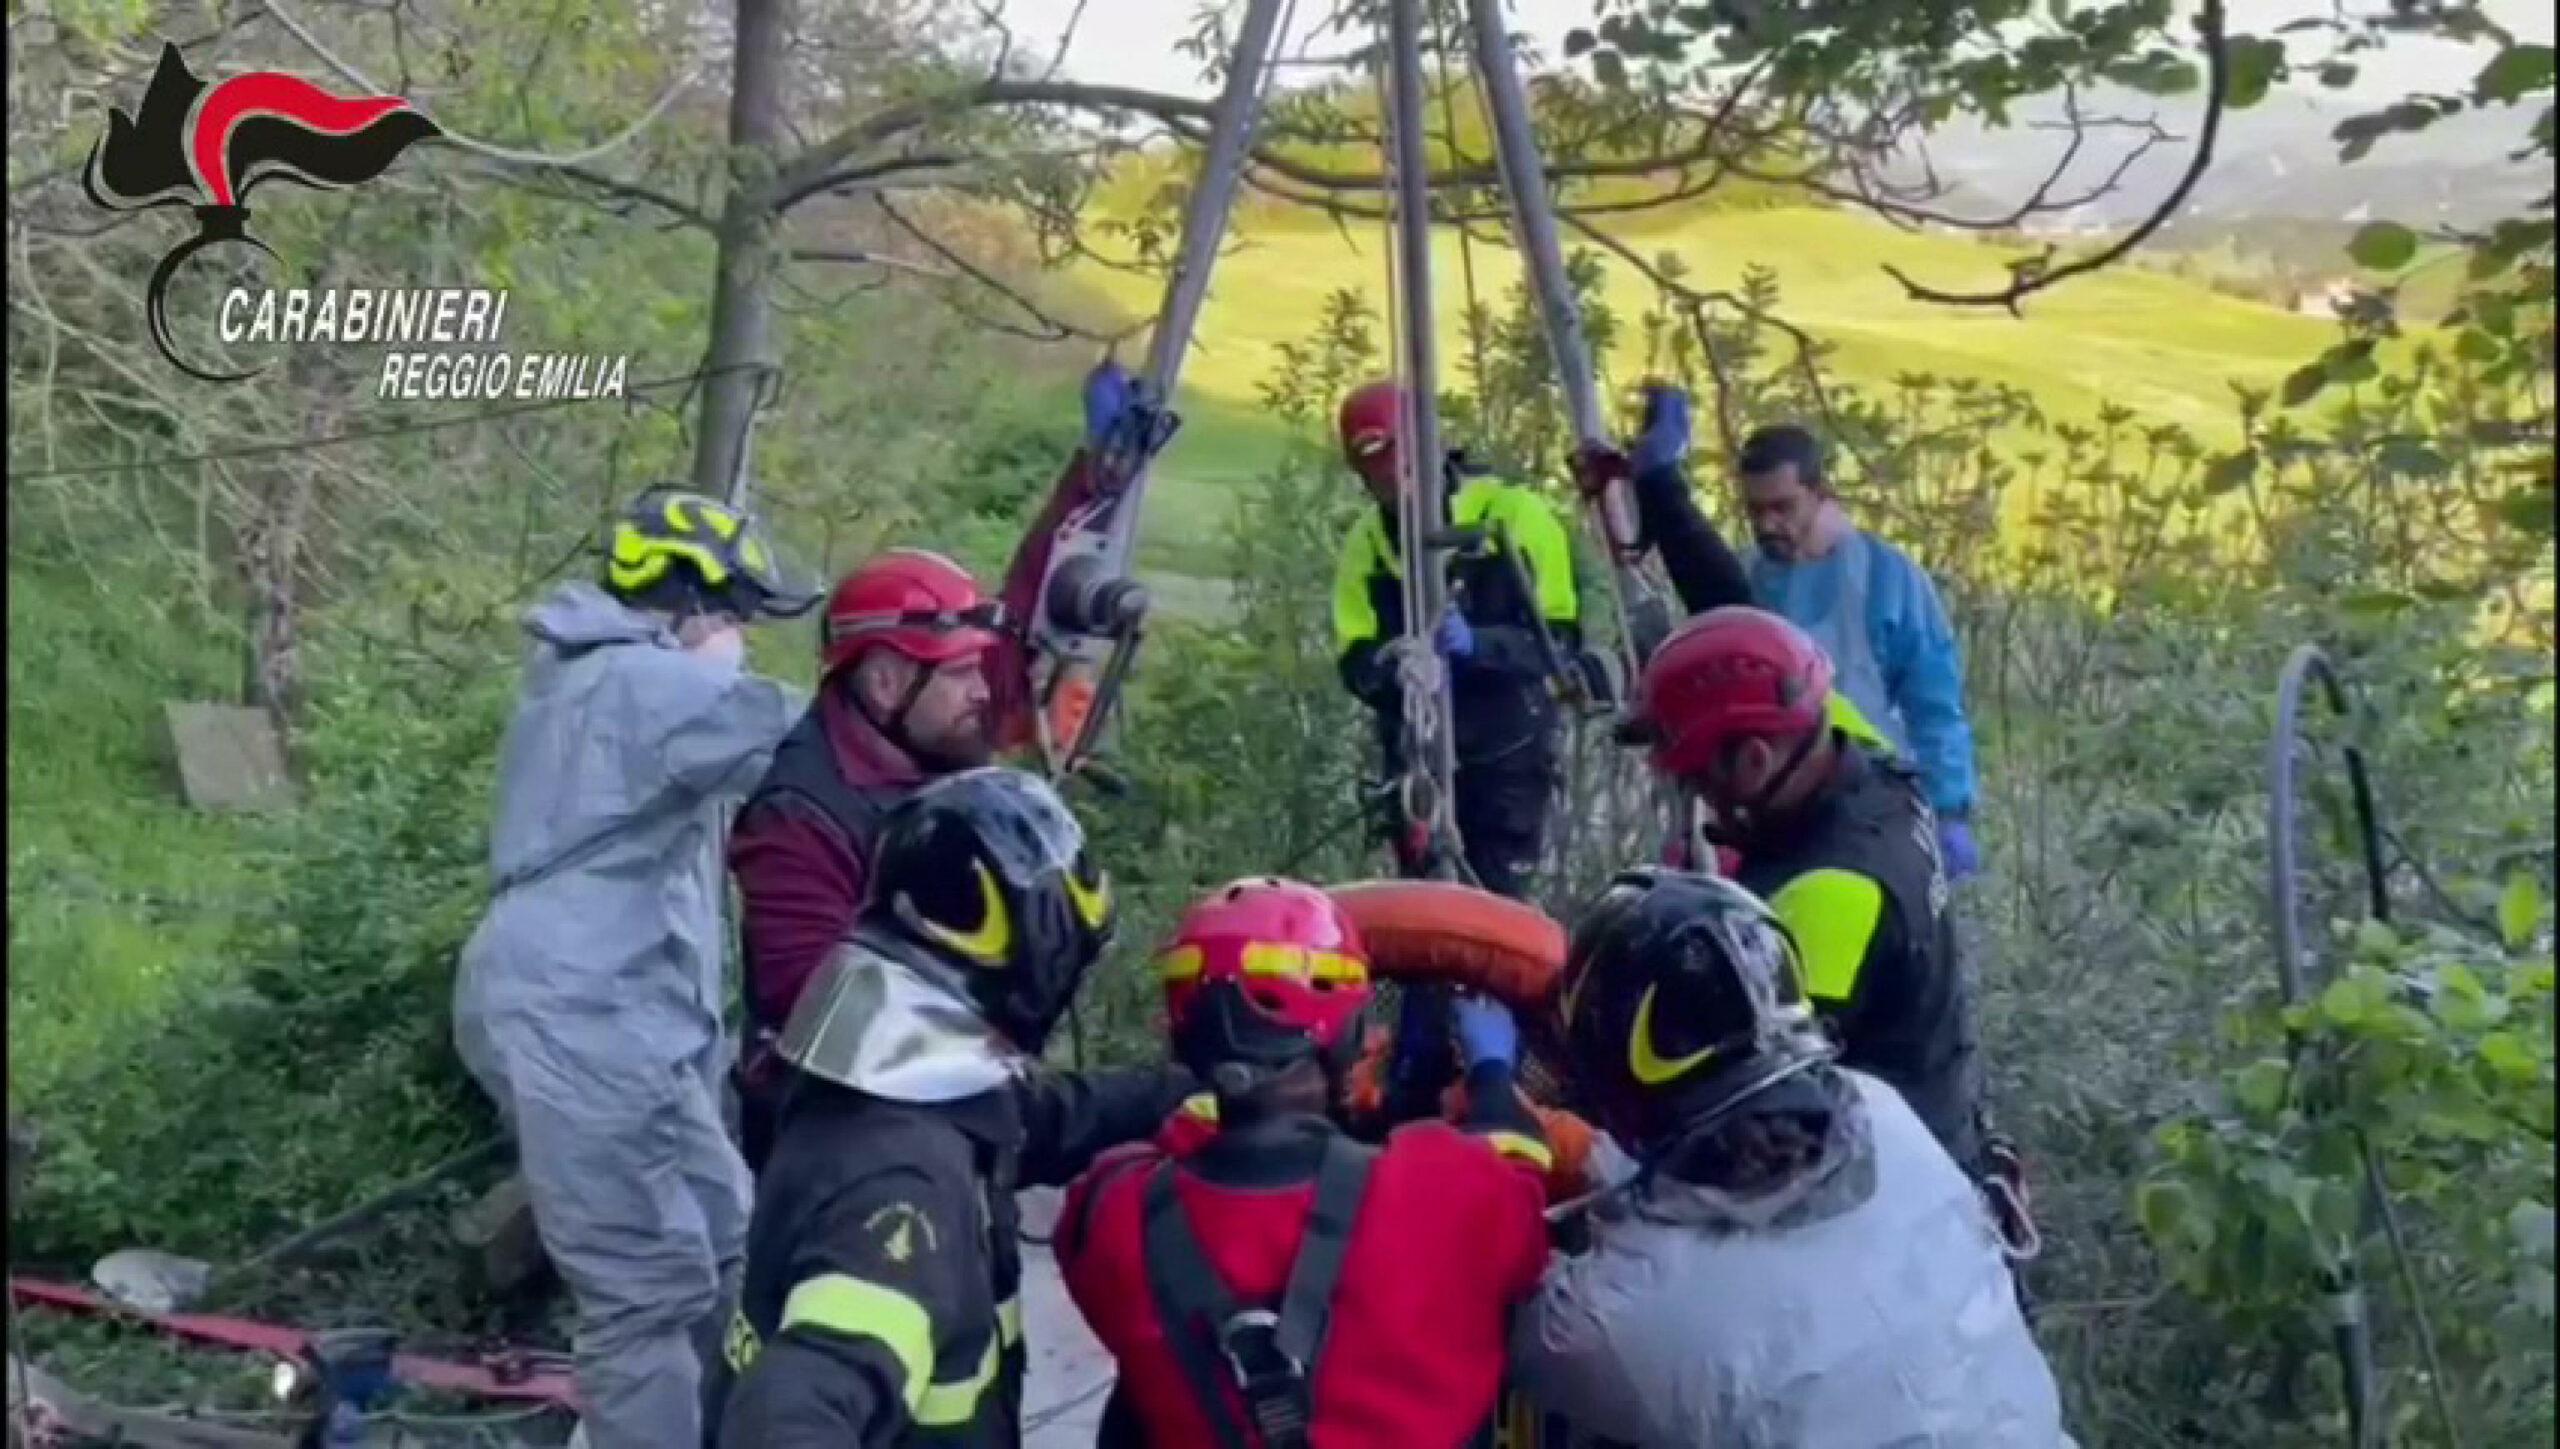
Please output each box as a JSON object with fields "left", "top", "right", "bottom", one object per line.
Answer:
{"left": 1374, "top": 34, "right": 1461, "bottom": 883}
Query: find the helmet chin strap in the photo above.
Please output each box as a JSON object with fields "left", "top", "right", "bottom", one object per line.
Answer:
{"left": 847, "top": 655, "right": 943, "bottom": 765}
{"left": 1703, "top": 727, "right": 1825, "bottom": 846}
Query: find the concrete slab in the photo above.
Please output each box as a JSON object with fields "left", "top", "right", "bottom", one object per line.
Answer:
{"left": 163, "top": 702, "right": 295, "bottom": 812}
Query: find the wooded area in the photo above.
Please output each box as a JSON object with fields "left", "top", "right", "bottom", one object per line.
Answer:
{"left": 6, "top": 0, "right": 2552, "bottom": 1443}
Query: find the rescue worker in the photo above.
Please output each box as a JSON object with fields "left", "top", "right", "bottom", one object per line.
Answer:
{"left": 1055, "top": 878, "right": 1554, "bottom": 1448}
{"left": 1624, "top": 603, "right": 1985, "bottom": 1172}
{"left": 1736, "top": 423, "right": 1980, "bottom": 880}
{"left": 710, "top": 766, "right": 1194, "bottom": 1446}
{"left": 453, "top": 487, "right": 814, "bottom": 1449}
{"left": 1571, "top": 384, "right": 1895, "bottom": 759}
{"left": 728, "top": 549, "right": 1006, "bottom": 1170}
{"left": 1330, "top": 379, "right": 1584, "bottom": 902}
{"left": 1513, "top": 868, "right": 2071, "bottom": 1447}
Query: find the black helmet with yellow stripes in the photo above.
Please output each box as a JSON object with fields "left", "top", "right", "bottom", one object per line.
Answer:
{"left": 867, "top": 767, "right": 1116, "bottom": 1054}
{"left": 1557, "top": 867, "right": 1833, "bottom": 1155}
{"left": 603, "top": 487, "right": 819, "bottom": 622}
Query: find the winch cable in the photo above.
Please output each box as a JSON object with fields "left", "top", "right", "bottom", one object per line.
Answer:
{"left": 1381, "top": 0, "right": 1465, "bottom": 888}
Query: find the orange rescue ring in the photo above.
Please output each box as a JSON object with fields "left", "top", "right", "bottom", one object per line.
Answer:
{"left": 1324, "top": 878, "right": 1568, "bottom": 1010}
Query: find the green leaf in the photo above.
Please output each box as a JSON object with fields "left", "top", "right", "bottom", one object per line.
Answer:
{"left": 2203, "top": 448, "right": 2258, "bottom": 494}
{"left": 2318, "top": 62, "right": 2359, "bottom": 89}
{"left": 2481, "top": 1030, "right": 2541, "bottom": 1083}
{"left": 2322, "top": 337, "right": 2380, "bottom": 384}
{"left": 2224, "top": 36, "right": 2288, "bottom": 110}
{"left": 2374, "top": 439, "right": 2449, "bottom": 478}
{"left": 2342, "top": 587, "right": 2416, "bottom": 618}
{"left": 2491, "top": 488, "right": 2554, "bottom": 537}
{"left": 2232, "top": 1057, "right": 2290, "bottom": 1117}
{"left": 2498, "top": 871, "right": 2544, "bottom": 948}
{"left": 2474, "top": 44, "right": 2556, "bottom": 105}
{"left": 2321, "top": 975, "right": 2374, "bottom": 1027}
{"left": 2134, "top": 1178, "right": 2210, "bottom": 1252}
{"left": 1563, "top": 28, "right": 1597, "bottom": 58}
{"left": 1592, "top": 48, "right": 1629, "bottom": 88}
{"left": 2348, "top": 221, "right": 2420, "bottom": 271}
{"left": 2280, "top": 362, "right": 2330, "bottom": 408}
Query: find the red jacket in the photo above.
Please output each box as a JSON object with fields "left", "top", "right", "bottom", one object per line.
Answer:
{"left": 727, "top": 689, "right": 928, "bottom": 1032}
{"left": 1057, "top": 1076, "right": 1550, "bottom": 1448}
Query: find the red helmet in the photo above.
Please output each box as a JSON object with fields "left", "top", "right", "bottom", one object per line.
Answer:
{"left": 1157, "top": 877, "right": 1376, "bottom": 1077}
{"left": 1337, "top": 380, "right": 1406, "bottom": 472}
{"left": 1633, "top": 606, "right": 1833, "bottom": 779}
{"left": 820, "top": 550, "right": 1006, "bottom": 677}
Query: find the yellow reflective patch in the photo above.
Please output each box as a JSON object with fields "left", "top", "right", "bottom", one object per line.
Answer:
{"left": 779, "top": 1274, "right": 933, "bottom": 1402}
{"left": 918, "top": 861, "right": 1011, "bottom": 964}
{"left": 998, "top": 1295, "right": 1024, "bottom": 1346}
{"left": 722, "top": 1309, "right": 762, "bottom": 1373}
{"left": 914, "top": 1333, "right": 1000, "bottom": 1426}
{"left": 1066, "top": 865, "right": 1112, "bottom": 931}
{"left": 1177, "top": 1092, "right": 1220, "bottom": 1124}
{"left": 1157, "top": 944, "right": 1204, "bottom": 984}
{"left": 1486, "top": 1130, "right": 1555, "bottom": 1172}
{"left": 1628, "top": 985, "right": 1718, "bottom": 1086}
{"left": 1826, "top": 692, "right": 1891, "bottom": 752}
{"left": 608, "top": 526, "right": 732, "bottom": 592}
{"left": 1769, "top": 868, "right": 1885, "bottom": 1003}
{"left": 1238, "top": 943, "right": 1368, "bottom": 985}
{"left": 1332, "top": 513, "right": 1393, "bottom": 649}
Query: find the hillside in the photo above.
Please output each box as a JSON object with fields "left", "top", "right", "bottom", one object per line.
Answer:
{"left": 1090, "top": 201, "right": 2344, "bottom": 581}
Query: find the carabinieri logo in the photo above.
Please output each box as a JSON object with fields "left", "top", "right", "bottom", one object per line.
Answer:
{"left": 81, "top": 42, "right": 441, "bottom": 383}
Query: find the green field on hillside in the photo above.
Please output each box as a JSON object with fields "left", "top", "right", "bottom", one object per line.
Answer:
{"left": 1090, "top": 205, "right": 2346, "bottom": 582}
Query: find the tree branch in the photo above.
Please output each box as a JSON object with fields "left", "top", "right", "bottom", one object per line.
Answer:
{"left": 470, "top": 160, "right": 718, "bottom": 230}
{"left": 869, "top": 193, "right": 1131, "bottom": 344}
{"left": 265, "top": 0, "right": 704, "bottom": 168}
{"left": 1883, "top": 0, "right": 2231, "bottom": 312}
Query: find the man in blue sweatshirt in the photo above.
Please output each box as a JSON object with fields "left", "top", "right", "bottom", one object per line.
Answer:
{"left": 1734, "top": 424, "right": 1981, "bottom": 880}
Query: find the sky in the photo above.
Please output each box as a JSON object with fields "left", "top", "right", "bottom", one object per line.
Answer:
{"left": 1005, "top": 0, "right": 2554, "bottom": 101}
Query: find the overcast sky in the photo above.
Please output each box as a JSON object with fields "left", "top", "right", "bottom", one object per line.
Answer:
{"left": 1007, "top": 0, "right": 2554, "bottom": 101}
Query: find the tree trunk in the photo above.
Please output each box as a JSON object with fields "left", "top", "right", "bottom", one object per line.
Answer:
{"left": 690, "top": 0, "right": 790, "bottom": 507}
{"left": 239, "top": 460, "right": 315, "bottom": 730}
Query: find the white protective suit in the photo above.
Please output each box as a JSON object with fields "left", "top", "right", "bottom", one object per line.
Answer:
{"left": 1513, "top": 1070, "right": 2074, "bottom": 1448}
{"left": 453, "top": 580, "right": 799, "bottom": 1449}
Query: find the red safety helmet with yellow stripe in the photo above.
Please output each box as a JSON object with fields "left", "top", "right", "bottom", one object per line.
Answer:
{"left": 1156, "top": 877, "right": 1379, "bottom": 1081}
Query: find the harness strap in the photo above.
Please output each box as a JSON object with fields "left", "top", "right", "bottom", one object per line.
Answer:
{"left": 1273, "top": 1132, "right": 1373, "bottom": 1371}
{"left": 1141, "top": 1163, "right": 1255, "bottom": 1449}
{"left": 1140, "top": 1136, "right": 1380, "bottom": 1449}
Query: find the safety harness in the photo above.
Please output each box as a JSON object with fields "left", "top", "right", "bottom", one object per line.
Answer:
{"left": 1140, "top": 1135, "right": 1378, "bottom": 1449}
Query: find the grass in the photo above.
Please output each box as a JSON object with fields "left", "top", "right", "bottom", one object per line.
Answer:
{"left": 1089, "top": 203, "right": 2348, "bottom": 571}
{"left": 5, "top": 562, "right": 268, "bottom": 1106}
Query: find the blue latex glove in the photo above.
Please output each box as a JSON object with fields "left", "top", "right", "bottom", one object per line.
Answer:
{"left": 1938, "top": 817, "right": 1981, "bottom": 882}
{"left": 1082, "top": 359, "right": 1134, "bottom": 447}
{"left": 1452, "top": 994, "right": 1519, "bottom": 1070}
{"left": 1632, "top": 383, "right": 1693, "bottom": 474}
{"left": 1435, "top": 610, "right": 1475, "bottom": 659}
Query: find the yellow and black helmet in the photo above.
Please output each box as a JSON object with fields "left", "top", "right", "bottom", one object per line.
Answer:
{"left": 604, "top": 488, "right": 819, "bottom": 621}
{"left": 1557, "top": 867, "right": 1833, "bottom": 1155}
{"left": 866, "top": 767, "right": 1116, "bottom": 1054}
